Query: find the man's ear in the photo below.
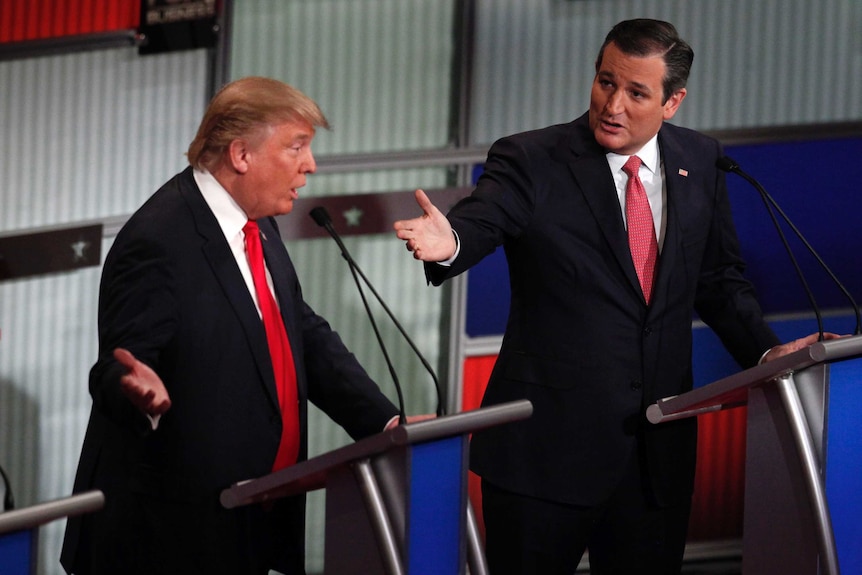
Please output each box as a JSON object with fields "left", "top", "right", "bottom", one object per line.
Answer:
{"left": 662, "top": 88, "right": 686, "bottom": 121}
{"left": 226, "top": 139, "right": 250, "bottom": 174}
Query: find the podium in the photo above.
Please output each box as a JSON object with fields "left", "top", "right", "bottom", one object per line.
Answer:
{"left": 221, "top": 399, "right": 532, "bottom": 575}
{"left": 647, "top": 335, "right": 862, "bottom": 575}
{"left": 0, "top": 490, "right": 103, "bottom": 575}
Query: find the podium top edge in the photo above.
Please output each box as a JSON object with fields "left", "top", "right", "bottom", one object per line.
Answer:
{"left": 220, "top": 400, "right": 533, "bottom": 509}
{"left": 389, "top": 399, "right": 533, "bottom": 445}
{"left": 809, "top": 333, "right": 862, "bottom": 362}
{"left": 0, "top": 490, "right": 104, "bottom": 535}
{"left": 650, "top": 334, "right": 862, "bottom": 418}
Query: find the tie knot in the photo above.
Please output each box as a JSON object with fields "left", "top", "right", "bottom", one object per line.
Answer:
{"left": 622, "top": 155, "right": 642, "bottom": 178}
{"left": 243, "top": 220, "right": 259, "bottom": 237}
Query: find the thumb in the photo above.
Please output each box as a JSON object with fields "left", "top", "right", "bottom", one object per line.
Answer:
{"left": 414, "top": 189, "right": 437, "bottom": 215}
{"left": 113, "top": 348, "right": 137, "bottom": 370}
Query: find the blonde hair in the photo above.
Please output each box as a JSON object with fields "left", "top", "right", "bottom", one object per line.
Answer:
{"left": 187, "top": 77, "right": 330, "bottom": 171}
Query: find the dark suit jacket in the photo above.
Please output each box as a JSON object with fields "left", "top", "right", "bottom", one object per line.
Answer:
{"left": 428, "top": 113, "right": 779, "bottom": 508}
{"left": 61, "top": 167, "right": 399, "bottom": 574}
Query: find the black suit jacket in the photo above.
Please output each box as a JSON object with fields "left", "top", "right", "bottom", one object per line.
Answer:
{"left": 428, "top": 114, "right": 779, "bottom": 507}
{"left": 61, "top": 167, "right": 399, "bottom": 574}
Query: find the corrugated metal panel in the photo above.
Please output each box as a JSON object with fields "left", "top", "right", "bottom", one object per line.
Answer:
{"left": 470, "top": 0, "right": 862, "bottom": 144}
{"left": 0, "top": 48, "right": 206, "bottom": 575}
{"left": 0, "top": 265, "right": 101, "bottom": 575}
{"left": 0, "top": 47, "right": 207, "bottom": 231}
{"left": 230, "top": 0, "right": 454, "bottom": 155}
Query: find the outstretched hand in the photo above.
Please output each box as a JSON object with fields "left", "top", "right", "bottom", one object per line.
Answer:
{"left": 384, "top": 413, "right": 437, "bottom": 430}
{"left": 393, "top": 189, "right": 457, "bottom": 262}
{"left": 114, "top": 348, "right": 172, "bottom": 416}
{"left": 762, "top": 332, "right": 845, "bottom": 363}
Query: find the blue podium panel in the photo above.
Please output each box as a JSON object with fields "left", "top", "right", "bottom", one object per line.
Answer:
{"left": 407, "top": 436, "right": 466, "bottom": 575}
{"left": 0, "top": 529, "right": 35, "bottom": 575}
{"left": 826, "top": 360, "right": 862, "bottom": 575}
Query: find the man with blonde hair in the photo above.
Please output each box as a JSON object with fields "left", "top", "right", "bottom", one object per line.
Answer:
{"left": 61, "top": 77, "right": 403, "bottom": 574}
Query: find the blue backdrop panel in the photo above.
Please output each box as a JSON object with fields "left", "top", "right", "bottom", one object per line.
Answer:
{"left": 722, "top": 137, "right": 862, "bottom": 316}
{"left": 825, "top": 360, "right": 862, "bottom": 575}
{"left": 407, "top": 436, "right": 464, "bottom": 575}
{"left": 0, "top": 530, "right": 35, "bottom": 575}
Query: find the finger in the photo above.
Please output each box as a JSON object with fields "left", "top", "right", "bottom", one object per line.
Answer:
{"left": 113, "top": 348, "right": 137, "bottom": 370}
{"left": 152, "top": 397, "right": 172, "bottom": 415}
{"left": 394, "top": 225, "right": 413, "bottom": 238}
{"left": 822, "top": 332, "right": 847, "bottom": 340}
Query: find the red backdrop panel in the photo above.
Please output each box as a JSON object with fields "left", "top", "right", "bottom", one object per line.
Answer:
{"left": 0, "top": 0, "right": 140, "bottom": 43}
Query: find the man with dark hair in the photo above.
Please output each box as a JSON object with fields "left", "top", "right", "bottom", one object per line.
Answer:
{"left": 395, "top": 19, "right": 830, "bottom": 574}
{"left": 61, "top": 77, "right": 410, "bottom": 574}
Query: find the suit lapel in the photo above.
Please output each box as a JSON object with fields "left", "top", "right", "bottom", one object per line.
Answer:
{"left": 178, "top": 170, "right": 282, "bottom": 413}
{"left": 564, "top": 119, "right": 645, "bottom": 302}
{"left": 650, "top": 128, "right": 690, "bottom": 313}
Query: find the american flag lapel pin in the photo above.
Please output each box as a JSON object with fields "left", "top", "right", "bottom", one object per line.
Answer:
{"left": 678, "top": 168, "right": 689, "bottom": 177}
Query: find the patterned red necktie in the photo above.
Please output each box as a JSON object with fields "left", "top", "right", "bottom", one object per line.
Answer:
{"left": 622, "top": 155, "right": 659, "bottom": 304}
{"left": 243, "top": 220, "right": 299, "bottom": 471}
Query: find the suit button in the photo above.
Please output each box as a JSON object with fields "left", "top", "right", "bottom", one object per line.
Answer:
{"left": 643, "top": 326, "right": 652, "bottom": 335}
{"left": 630, "top": 380, "right": 642, "bottom": 391}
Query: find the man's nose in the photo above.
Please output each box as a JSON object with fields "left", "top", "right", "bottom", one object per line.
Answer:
{"left": 303, "top": 150, "right": 317, "bottom": 174}
{"left": 604, "top": 89, "right": 624, "bottom": 114}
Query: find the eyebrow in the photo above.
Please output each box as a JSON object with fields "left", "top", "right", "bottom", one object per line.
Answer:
{"left": 290, "top": 133, "right": 314, "bottom": 144}
{"left": 599, "top": 71, "right": 654, "bottom": 95}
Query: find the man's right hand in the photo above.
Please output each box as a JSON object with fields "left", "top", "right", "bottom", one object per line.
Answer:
{"left": 114, "top": 348, "right": 172, "bottom": 417}
{"left": 393, "top": 189, "right": 456, "bottom": 262}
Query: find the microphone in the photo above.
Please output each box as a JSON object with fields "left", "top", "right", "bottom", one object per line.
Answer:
{"left": 717, "top": 156, "right": 861, "bottom": 337}
{"left": 309, "top": 207, "right": 444, "bottom": 420}
{"left": 0, "top": 463, "right": 14, "bottom": 510}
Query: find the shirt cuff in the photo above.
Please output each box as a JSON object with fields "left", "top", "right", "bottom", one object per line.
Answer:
{"left": 436, "top": 230, "right": 461, "bottom": 267}
{"left": 384, "top": 415, "right": 401, "bottom": 431}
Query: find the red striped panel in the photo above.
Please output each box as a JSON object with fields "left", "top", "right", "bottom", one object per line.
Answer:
{"left": 0, "top": 0, "right": 140, "bottom": 44}
{"left": 463, "top": 355, "right": 497, "bottom": 540}
{"left": 688, "top": 406, "right": 747, "bottom": 540}
{"left": 461, "top": 354, "right": 746, "bottom": 542}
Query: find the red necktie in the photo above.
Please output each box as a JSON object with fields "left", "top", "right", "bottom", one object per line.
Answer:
{"left": 622, "top": 155, "right": 659, "bottom": 304}
{"left": 243, "top": 220, "right": 300, "bottom": 470}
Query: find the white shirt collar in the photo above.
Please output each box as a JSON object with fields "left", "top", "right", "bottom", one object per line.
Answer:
{"left": 193, "top": 168, "right": 249, "bottom": 240}
{"left": 605, "top": 133, "right": 660, "bottom": 176}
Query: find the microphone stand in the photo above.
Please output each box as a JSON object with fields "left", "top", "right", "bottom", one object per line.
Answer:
{"left": 0, "top": 463, "right": 14, "bottom": 510}
{"left": 724, "top": 162, "right": 824, "bottom": 340}
{"left": 309, "top": 207, "right": 445, "bottom": 420}
{"left": 718, "top": 156, "right": 862, "bottom": 338}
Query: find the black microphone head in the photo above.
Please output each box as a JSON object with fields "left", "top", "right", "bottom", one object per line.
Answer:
{"left": 716, "top": 156, "right": 739, "bottom": 173}
{"left": 309, "top": 206, "right": 332, "bottom": 227}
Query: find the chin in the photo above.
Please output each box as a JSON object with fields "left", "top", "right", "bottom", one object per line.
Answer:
{"left": 594, "top": 133, "right": 619, "bottom": 152}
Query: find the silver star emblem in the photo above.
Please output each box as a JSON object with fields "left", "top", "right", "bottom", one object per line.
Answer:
{"left": 343, "top": 206, "right": 364, "bottom": 227}
{"left": 70, "top": 239, "right": 90, "bottom": 262}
